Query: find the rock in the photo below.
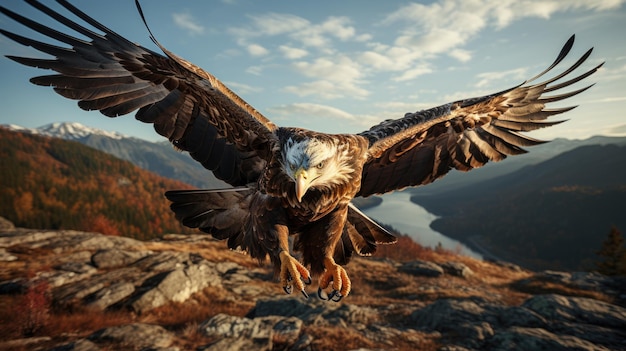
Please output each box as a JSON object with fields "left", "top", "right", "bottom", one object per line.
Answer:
{"left": 441, "top": 261, "right": 473, "bottom": 278}
{"left": 0, "top": 248, "right": 17, "bottom": 262}
{"left": 411, "top": 298, "right": 494, "bottom": 330}
{"left": 199, "top": 313, "right": 303, "bottom": 350}
{"left": 522, "top": 294, "right": 626, "bottom": 329}
{"left": 250, "top": 296, "right": 378, "bottom": 328}
{"left": 200, "top": 313, "right": 260, "bottom": 339}
{"left": 521, "top": 294, "right": 626, "bottom": 349}
{"left": 50, "top": 338, "right": 101, "bottom": 351}
{"left": 410, "top": 298, "right": 498, "bottom": 348}
{"left": 488, "top": 326, "right": 611, "bottom": 351}
{"left": 88, "top": 323, "right": 174, "bottom": 350}
{"left": 131, "top": 262, "right": 220, "bottom": 313}
{"left": 496, "top": 306, "right": 547, "bottom": 328}
{"left": 0, "top": 217, "right": 15, "bottom": 231}
{"left": 0, "top": 337, "right": 52, "bottom": 350}
{"left": 91, "top": 248, "right": 149, "bottom": 269}
{"left": 0, "top": 230, "right": 65, "bottom": 247}
{"left": 131, "top": 251, "right": 195, "bottom": 272}
{"left": 527, "top": 271, "right": 626, "bottom": 300}
{"left": 250, "top": 296, "right": 319, "bottom": 319}
{"left": 199, "top": 337, "right": 269, "bottom": 351}
{"left": 290, "top": 333, "right": 314, "bottom": 350}
{"left": 56, "top": 262, "right": 97, "bottom": 275}
{"left": 399, "top": 260, "right": 444, "bottom": 277}
{"left": 272, "top": 317, "right": 303, "bottom": 345}
{"left": 87, "top": 282, "right": 136, "bottom": 310}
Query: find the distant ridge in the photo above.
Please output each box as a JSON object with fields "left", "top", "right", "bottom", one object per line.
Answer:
{"left": 3, "top": 122, "right": 128, "bottom": 140}
{"left": 3, "top": 122, "right": 226, "bottom": 189}
{"left": 413, "top": 143, "right": 626, "bottom": 271}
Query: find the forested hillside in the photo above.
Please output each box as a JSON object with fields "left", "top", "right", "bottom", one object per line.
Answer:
{"left": 0, "top": 128, "right": 195, "bottom": 240}
{"left": 412, "top": 144, "right": 626, "bottom": 271}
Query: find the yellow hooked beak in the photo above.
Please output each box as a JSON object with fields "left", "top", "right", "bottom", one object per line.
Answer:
{"left": 294, "top": 167, "right": 309, "bottom": 203}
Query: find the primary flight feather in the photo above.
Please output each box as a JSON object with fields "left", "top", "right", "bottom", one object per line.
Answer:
{"left": 0, "top": 0, "right": 603, "bottom": 301}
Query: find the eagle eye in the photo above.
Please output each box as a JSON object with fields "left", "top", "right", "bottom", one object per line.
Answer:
{"left": 316, "top": 162, "right": 324, "bottom": 169}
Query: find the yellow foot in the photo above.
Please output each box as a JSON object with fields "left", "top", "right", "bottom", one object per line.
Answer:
{"left": 317, "top": 257, "right": 351, "bottom": 302}
{"left": 279, "top": 251, "right": 311, "bottom": 298}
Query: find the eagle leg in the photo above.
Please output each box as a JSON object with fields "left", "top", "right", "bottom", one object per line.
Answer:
{"left": 317, "top": 256, "right": 351, "bottom": 302}
{"left": 279, "top": 250, "right": 311, "bottom": 298}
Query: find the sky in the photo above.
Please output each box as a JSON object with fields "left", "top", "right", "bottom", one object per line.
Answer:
{"left": 0, "top": 0, "right": 625, "bottom": 143}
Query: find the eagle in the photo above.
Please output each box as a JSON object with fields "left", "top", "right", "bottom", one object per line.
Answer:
{"left": 0, "top": 1, "right": 602, "bottom": 301}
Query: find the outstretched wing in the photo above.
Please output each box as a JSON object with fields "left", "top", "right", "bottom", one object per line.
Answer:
{"left": 357, "top": 35, "right": 603, "bottom": 197}
{"left": 0, "top": 0, "right": 277, "bottom": 186}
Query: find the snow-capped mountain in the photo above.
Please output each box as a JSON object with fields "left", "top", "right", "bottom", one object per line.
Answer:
{"left": 3, "top": 122, "right": 225, "bottom": 189}
{"left": 3, "top": 122, "right": 127, "bottom": 141}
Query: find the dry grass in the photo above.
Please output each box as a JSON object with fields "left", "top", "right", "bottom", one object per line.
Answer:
{"left": 510, "top": 278, "right": 614, "bottom": 303}
{"left": 143, "top": 238, "right": 263, "bottom": 269}
{"left": 374, "top": 234, "right": 442, "bottom": 262}
{"left": 305, "top": 326, "right": 439, "bottom": 351}
{"left": 142, "top": 285, "right": 254, "bottom": 328}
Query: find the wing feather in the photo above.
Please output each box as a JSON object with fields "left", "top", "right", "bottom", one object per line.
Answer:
{"left": 0, "top": 0, "right": 277, "bottom": 186}
{"left": 357, "top": 35, "right": 603, "bottom": 197}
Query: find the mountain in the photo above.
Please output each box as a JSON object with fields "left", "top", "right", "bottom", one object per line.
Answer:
{"left": 411, "top": 143, "right": 626, "bottom": 271}
{"left": 0, "top": 127, "right": 195, "bottom": 240}
{"left": 3, "top": 122, "right": 226, "bottom": 189}
{"left": 406, "top": 135, "right": 626, "bottom": 196}
{"left": 5, "top": 122, "right": 127, "bottom": 140}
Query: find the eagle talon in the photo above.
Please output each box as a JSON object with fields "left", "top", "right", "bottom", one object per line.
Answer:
{"left": 279, "top": 251, "right": 311, "bottom": 299}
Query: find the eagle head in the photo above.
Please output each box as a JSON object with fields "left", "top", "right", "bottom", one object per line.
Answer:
{"left": 281, "top": 134, "right": 356, "bottom": 203}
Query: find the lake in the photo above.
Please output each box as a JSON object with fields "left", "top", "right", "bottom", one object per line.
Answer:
{"left": 362, "top": 191, "right": 482, "bottom": 259}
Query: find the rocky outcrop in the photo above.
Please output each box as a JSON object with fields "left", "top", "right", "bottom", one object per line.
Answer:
{"left": 0, "top": 228, "right": 266, "bottom": 315}
{"left": 1, "top": 218, "right": 625, "bottom": 351}
{"left": 410, "top": 295, "right": 626, "bottom": 350}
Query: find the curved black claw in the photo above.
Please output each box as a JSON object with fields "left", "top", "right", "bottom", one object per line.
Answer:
{"left": 330, "top": 290, "right": 343, "bottom": 302}
{"left": 301, "top": 289, "right": 309, "bottom": 299}
{"left": 302, "top": 276, "right": 312, "bottom": 285}
{"left": 317, "top": 288, "right": 343, "bottom": 302}
{"left": 283, "top": 285, "right": 293, "bottom": 295}
{"left": 317, "top": 287, "right": 328, "bottom": 300}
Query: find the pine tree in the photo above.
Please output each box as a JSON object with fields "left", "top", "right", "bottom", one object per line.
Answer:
{"left": 595, "top": 226, "right": 626, "bottom": 276}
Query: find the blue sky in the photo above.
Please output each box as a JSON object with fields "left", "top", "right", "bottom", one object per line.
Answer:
{"left": 1, "top": 0, "right": 625, "bottom": 142}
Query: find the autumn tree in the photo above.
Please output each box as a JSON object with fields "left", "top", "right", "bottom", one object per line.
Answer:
{"left": 595, "top": 226, "right": 626, "bottom": 276}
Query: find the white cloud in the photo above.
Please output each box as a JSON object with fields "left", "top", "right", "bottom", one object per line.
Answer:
{"left": 247, "top": 43, "right": 269, "bottom": 57}
{"left": 224, "top": 81, "right": 263, "bottom": 95}
{"left": 172, "top": 13, "right": 205, "bottom": 36}
{"left": 375, "top": 0, "right": 625, "bottom": 71}
{"left": 245, "top": 65, "right": 264, "bottom": 76}
{"left": 320, "top": 16, "right": 355, "bottom": 41}
{"left": 394, "top": 64, "right": 433, "bottom": 82}
{"left": 286, "top": 56, "right": 369, "bottom": 99}
{"left": 474, "top": 67, "right": 528, "bottom": 88}
{"left": 268, "top": 102, "right": 355, "bottom": 121}
{"left": 449, "top": 49, "right": 472, "bottom": 62}
{"left": 279, "top": 45, "right": 309, "bottom": 59}
{"left": 284, "top": 79, "right": 369, "bottom": 100}
{"left": 224, "top": 0, "right": 623, "bottom": 102}
{"left": 229, "top": 13, "right": 362, "bottom": 50}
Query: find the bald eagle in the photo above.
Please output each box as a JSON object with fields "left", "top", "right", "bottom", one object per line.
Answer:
{"left": 1, "top": 1, "right": 602, "bottom": 301}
